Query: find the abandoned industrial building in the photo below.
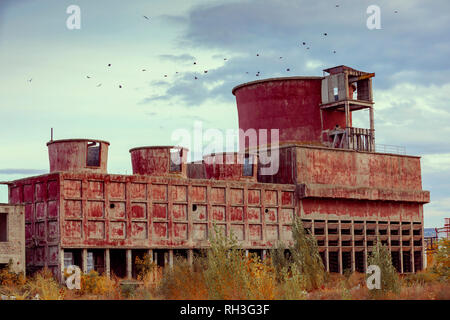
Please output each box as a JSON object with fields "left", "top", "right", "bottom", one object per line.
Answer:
{"left": 3, "top": 65, "right": 429, "bottom": 281}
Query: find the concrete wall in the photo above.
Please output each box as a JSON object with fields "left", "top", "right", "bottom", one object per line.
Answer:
{"left": 0, "top": 204, "right": 25, "bottom": 274}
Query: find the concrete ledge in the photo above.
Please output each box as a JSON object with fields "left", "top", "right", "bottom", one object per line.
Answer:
{"left": 296, "top": 183, "right": 430, "bottom": 203}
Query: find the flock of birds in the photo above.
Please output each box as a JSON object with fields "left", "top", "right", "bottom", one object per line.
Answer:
{"left": 26, "top": 5, "right": 399, "bottom": 88}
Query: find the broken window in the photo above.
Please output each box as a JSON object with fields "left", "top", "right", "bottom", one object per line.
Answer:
{"left": 169, "top": 148, "right": 182, "bottom": 172}
{"left": 242, "top": 154, "right": 253, "bottom": 177}
{"left": 87, "top": 142, "right": 101, "bottom": 167}
{"left": 333, "top": 87, "right": 338, "bottom": 101}
{"left": 0, "top": 213, "right": 7, "bottom": 242}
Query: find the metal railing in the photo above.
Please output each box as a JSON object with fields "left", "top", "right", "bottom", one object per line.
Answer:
{"left": 375, "top": 144, "right": 406, "bottom": 155}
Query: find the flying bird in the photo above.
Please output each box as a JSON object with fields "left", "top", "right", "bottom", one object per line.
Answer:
{"left": 96, "top": 83, "right": 102, "bottom": 87}
{"left": 307, "top": 47, "right": 310, "bottom": 50}
{"left": 142, "top": 69, "right": 146, "bottom": 71}
{"left": 394, "top": 10, "right": 398, "bottom": 13}
{"left": 279, "top": 57, "right": 283, "bottom": 59}
{"left": 193, "top": 62, "right": 197, "bottom": 65}
{"left": 86, "top": 76, "right": 91, "bottom": 79}
{"left": 286, "top": 68, "right": 290, "bottom": 71}
{"left": 302, "top": 42, "right": 306, "bottom": 45}
{"left": 194, "top": 76, "right": 198, "bottom": 80}
{"left": 204, "top": 70, "right": 208, "bottom": 73}
{"left": 224, "top": 58, "right": 227, "bottom": 61}
{"left": 119, "top": 85, "right": 122, "bottom": 88}
{"left": 323, "top": 33, "right": 328, "bottom": 36}
{"left": 143, "top": 15, "right": 150, "bottom": 20}
{"left": 108, "top": 63, "right": 111, "bottom": 67}
{"left": 164, "top": 75, "right": 167, "bottom": 77}
{"left": 336, "top": 4, "right": 339, "bottom": 7}
{"left": 28, "top": 78, "right": 32, "bottom": 82}
{"left": 333, "top": 50, "right": 336, "bottom": 54}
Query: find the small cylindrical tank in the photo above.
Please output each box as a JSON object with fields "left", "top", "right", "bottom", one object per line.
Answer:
{"left": 47, "top": 139, "right": 109, "bottom": 173}
{"left": 129, "top": 146, "right": 188, "bottom": 178}
{"left": 203, "top": 152, "right": 258, "bottom": 182}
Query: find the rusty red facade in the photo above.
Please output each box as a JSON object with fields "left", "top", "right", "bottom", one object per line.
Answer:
{"left": 7, "top": 66, "right": 429, "bottom": 279}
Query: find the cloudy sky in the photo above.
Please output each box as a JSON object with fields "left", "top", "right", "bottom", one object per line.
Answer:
{"left": 0, "top": 0, "right": 448, "bottom": 227}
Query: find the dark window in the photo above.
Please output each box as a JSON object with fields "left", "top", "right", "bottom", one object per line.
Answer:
{"left": 402, "top": 229, "right": 410, "bottom": 235}
{"left": 354, "top": 228, "right": 363, "bottom": 235}
{"left": 342, "top": 251, "right": 351, "bottom": 272}
{"left": 355, "top": 240, "right": 364, "bottom": 247}
{"left": 87, "top": 142, "right": 101, "bottom": 167}
{"left": 379, "top": 229, "right": 387, "bottom": 235}
{"left": 0, "top": 213, "right": 7, "bottom": 242}
{"left": 391, "top": 229, "right": 399, "bottom": 235}
{"left": 414, "top": 251, "right": 423, "bottom": 272}
{"left": 169, "top": 148, "right": 182, "bottom": 172}
{"left": 341, "top": 228, "right": 351, "bottom": 235}
{"left": 342, "top": 240, "right": 351, "bottom": 247}
{"left": 366, "top": 229, "right": 376, "bottom": 235}
{"left": 329, "top": 252, "right": 339, "bottom": 273}
{"left": 328, "top": 228, "right": 338, "bottom": 235}
{"left": 413, "top": 229, "right": 421, "bottom": 236}
{"left": 355, "top": 251, "right": 365, "bottom": 273}
{"left": 314, "top": 228, "right": 324, "bottom": 235}
{"left": 317, "top": 240, "right": 325, "bottom": 246}
{"left": 413, "top": 240, "right": 422, "bottom": 246}
{"left": 243, "top": 155, "right": 253, "bottom": 177}
{"left": 328, "top": 240, "right": 338, "bottom": 246}
{"left": 391, "top": 240, "right": 400, "bottom": 246}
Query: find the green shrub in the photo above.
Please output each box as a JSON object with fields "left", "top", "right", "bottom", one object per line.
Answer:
{"left": 367, "top": 240, "right": 400, "bottom": 297}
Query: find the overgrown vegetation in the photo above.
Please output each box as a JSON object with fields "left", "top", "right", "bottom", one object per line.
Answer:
{"left": 367, "top": 239, "right": 401, "bottom": 297}
{"left": 0, "top": 233, "right": 449, "bottom": 300}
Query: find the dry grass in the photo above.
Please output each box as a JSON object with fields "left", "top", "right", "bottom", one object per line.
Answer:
{"left": 1, "top": 238, "right": 448, "bottom": 300}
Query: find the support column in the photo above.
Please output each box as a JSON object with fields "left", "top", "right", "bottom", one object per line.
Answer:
{"left": 338, "top": 221, "right": 343, "bottom": 274}
{"left": 364, "top": 222, "right": 368, "bottom": 273}
{"left": 187, "top": 249, "right": 194, "bottom": 266}
{"left": 105, "top": 249, "right": 110, "bottom": 278}
{"left": 351, "top": 221, "right": 356, "bottom": 272}
{"left": 164, "top": 251, "right": 168, "bottom": 266}
{"left": 262, "top": 249, "right": 267, "bottom": 261}
{"left": 369, "top": 106, "right": 375, "bottom": 151}
{"left": 82, "top": 249, "right": 88, "bottom": 274}
{"left": 126, "top": 249, "right": 132, "bottom": 279}
{"left": 325, "top": 220, "right": 330, "bottom": 272}
{"left": 60, "top": 248, "right": 65, "bottom": 283}
{"left": 148, "top": 249, "right": 153, "bottom": 263}
{"left": 168, "top": 250, "right": 174, "bottom": 268}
